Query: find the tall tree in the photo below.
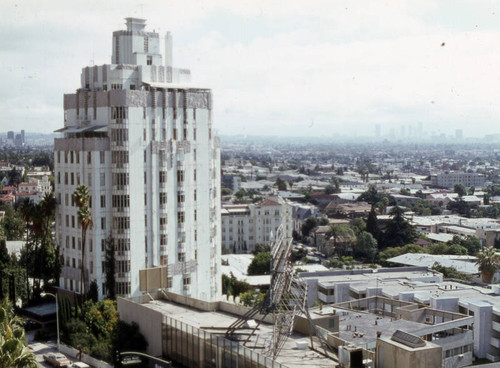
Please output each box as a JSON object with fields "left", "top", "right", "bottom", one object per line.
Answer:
{"left": 366, "top": 207, "right": 381, "bottom": 244}
{"left": 475, "top": 246, "right": 500, "bottom": 284}
{"left": 73, "top": 185, "right": 92, "bottom": 300}
{"left": 104, "top": 237, "right": 116, "bottom": 300}
{"left": 454, "top": 183, "right": 467, "bottom": 197}
{"left": 383, "top": 206, "right": 416, "bottom": 248}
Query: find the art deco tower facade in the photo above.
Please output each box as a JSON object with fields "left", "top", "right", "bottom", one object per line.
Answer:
{"left": 54, "top": 18, "right": 221, "bottom": 301}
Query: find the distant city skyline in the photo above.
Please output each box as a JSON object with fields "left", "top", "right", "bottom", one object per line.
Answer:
{"left": 1, "top": 0, "right": 500, "bottom": 137}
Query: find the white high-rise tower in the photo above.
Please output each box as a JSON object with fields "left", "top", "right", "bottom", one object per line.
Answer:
{"left": 54, "top": 18, "right": 221, "bottom": 301}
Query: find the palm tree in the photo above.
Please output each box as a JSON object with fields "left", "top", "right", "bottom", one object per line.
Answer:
{"left": 73, "top": 185, "right": 92, "bottom": 299}
{"left": 475, "top": 246, "right": 500, "bottom": 284}
{"left": 0, "top": 299, "right": 37, "bottom": 368}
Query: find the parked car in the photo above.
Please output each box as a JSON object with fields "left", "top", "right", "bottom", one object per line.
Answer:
{"left": 71, "top": 363, "right": 90, "bottom": 368}
{"left": 43, "top": 353, "right": 71, "bottom": 367}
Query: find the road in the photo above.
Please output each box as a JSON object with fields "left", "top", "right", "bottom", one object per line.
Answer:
{"left": 27, "top": 330, "right": 81, "bottom": 367}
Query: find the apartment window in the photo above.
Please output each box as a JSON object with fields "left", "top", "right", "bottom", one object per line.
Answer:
{"left": 64, "top": 151, "right": 68, "bottom": 163}
{"left": 87, "top": 152, "right": 91, "bottom": 164}
{"left": 194, "top": 230, "right": 197, "bottom": 241}
{"left": 159, "top": 171, "right": 167, "bottom": 184}
{"left": 193, "top": 149, "right": 196, "bottom": 160}
{"left": 177, "top": 192, "right": 185, "bottom": 203}
{"left": 57, "top": 151, "right": 61, "bottom": 163}
{"left": 183, "top": 276, "right": 191, "bottom": 286}
{"left": 113, "top": 216, "right": 130, "bottom": 230}
{"left": 113, "top": 173, "right": 129, "bottom": 187}
{"left": 117, "top": 260, "right": 131, "bottom": 273}
{"left": 70, "top": 151, "right": 74, "bottom": 164}
{"left": 177, "top": 211, "right": 185, "bottom": 223}
{"left": 65, "top": 236, "right": 69, "bottom": 249}
{"left": 193, "top": 128, "right": 197, "bottom": 140}
{"left": 173, "top": 128, "right": 177, "bottom": 140}
{"left": 162, "top": 128, "right": 166, "bottom": 141}
{"left": 72, "top": 237, "right": 75, "bottom": 249}
{"left": 178, "top": 252, "right": 185, "bottom": 262}
{"left": 65, "top": 193, "right": 68, "bottom": 206}
{"left": 183, "top": 128, "right": 187, "bottom": 140}
{"left": 145, "top": 215, "right": 147, "bottom": 227}
{"left": 167, "top": 277, "right": 172, "bottom": 288}
{"left": 160, "top": 216, "right": 167, "bottom": 228}
{"left": 144, "top": 193, "right": 147, "bottom": 205}
{"left": 159, "top": 193, "right": 167, "bottom": 206}
{"left": 177, "top": 170, "right": 184, "bottom": 183}
{"left": 100, "top": 195, "right": 105, "bottom": 208}
{"left": 100, "top": 173, "right": 105, "bottom": 186}
{"left": 64, "top": 173, "right": 68, "bottom": 185}
{"left": 194, "top": 169, "right": 197, "bottom": 181}
{"left": 72, "top": 258, "right": 76, "bottom": 268}
{"left": 144, "top": 150, "right": 147, "bottom": 163}
{"left": 71, "top": 216, "right": 75, "bottom": 228}
{"left": 71, "top": 172, "right": 74, "bottom": 185}
{"left": 101, "top": 217, "right": 106, "bottom": 230}
{"left": 112, "top": 194, "right": 130, "bottom": 208}
{"left": 194, "top": 190, "right": 197, "bottom": 201}
{"left": 111, "top": 106, "right": 128, "bottom": 119}
{"left": 100, "top": 151, "right": 105, "bottom": 164}
{"left": 161, "top": 234, "right": 167, "bottom": 245}
{"left": 76, "top": 152, "right": 79, "bottom": 164}
{"left": 194, "top": 210, "right": 197, "bottom": 221}
{"left": 65, "top": 215, "right": 69, "bottom": 227}
{"left": 130, "top": 84, "right": 135, "bottom": 90}
{"left": 111, "top": 151, "right": 129, "bottom": 165}
{"left": 143, "top": 128, "right": 146, "bottom": 141}
{"left": 57, "top": 172, "right": 60, "bottom": 184}
{"left": 101, "top": 239, "right": 106, "bottom": 252}
{"left": 147, "top": 55, "right": 152, "bottom": 65}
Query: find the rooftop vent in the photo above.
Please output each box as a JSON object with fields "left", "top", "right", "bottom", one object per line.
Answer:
{"left": 391, "top": 330, "right": 426, "bottom": 348}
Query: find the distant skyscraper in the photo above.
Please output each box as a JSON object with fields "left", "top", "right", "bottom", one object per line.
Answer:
{"left": 54, "top": 18, "right": 221, "bottom": 301}
{"left": 7, "top": 131, "right": 14, "bottom": 140}
{"left": 21, "top": 130, "right": 25, "bottom": 144}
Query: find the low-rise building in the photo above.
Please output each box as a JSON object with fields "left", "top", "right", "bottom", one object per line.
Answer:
{"left": 221, "top": 196, "right": 292, "bottom": 253}
{"left": 431, "top": 172, "right": 486, "bottom": 189}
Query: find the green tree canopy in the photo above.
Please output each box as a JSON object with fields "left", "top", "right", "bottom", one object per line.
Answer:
{"left": 354, "top": 231, "right": 378, "bottom": 261}
{"left": 247, "top": 252, "right": 271, "bottom": 275}
{"left": 454, "top": 183, "right": 467, "bottom": 197}
{"left": 383, "top": 206, "right": 417, "bottom": 248}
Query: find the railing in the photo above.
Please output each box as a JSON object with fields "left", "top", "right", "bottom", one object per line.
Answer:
{"left": 162, "top": 315, "right": 289, "bottom": 368}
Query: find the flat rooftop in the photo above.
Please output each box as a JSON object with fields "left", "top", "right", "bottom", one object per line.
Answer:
{"left": 301, "top": 268, "right": 441, "bottom": 288}
{"left": 325, "top": 307, "right": 425, "bottom": 346}
{"left": 142, "top": 299, "right": 337, "bottom": 367}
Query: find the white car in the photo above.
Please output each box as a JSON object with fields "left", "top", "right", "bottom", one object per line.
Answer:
{"left": 71, "top": 363, "right": 90, "bottom": 368}
{"left": 42, "top": 353, "right": 71, "bottom": 367}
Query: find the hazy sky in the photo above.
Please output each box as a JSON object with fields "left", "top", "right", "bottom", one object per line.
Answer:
{"left": 1, "top": 0, "right": 500, "bottom": 138}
